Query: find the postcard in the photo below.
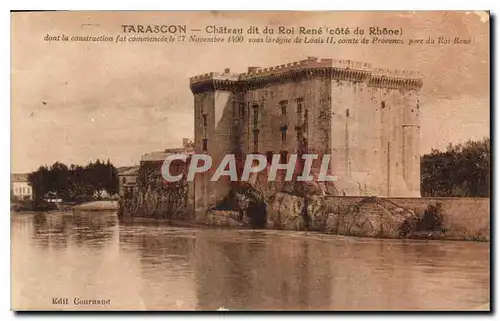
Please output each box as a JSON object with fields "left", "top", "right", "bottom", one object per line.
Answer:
{"left": 11, "top": 11, "right": 490, "bottom": 311}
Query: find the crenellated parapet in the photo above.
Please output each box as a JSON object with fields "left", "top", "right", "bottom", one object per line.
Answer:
{"left": 189, "top": 71, "right": 240, "bottom": 83}
{"left": 370, "top": 67, "right": 423, "bottom": 90}
{"left": 189, "top": 57, "right": 423, "bottom": 93}
{"left": 369, "top": 76, "right": 423, "bottom": 90}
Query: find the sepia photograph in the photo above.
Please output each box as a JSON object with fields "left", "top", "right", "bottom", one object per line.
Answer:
{"left": 10, "top": 10, "right": 490, "bottom": 311}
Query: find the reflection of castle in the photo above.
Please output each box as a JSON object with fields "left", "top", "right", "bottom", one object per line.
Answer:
{"left": 190, "top": 57, "right": 423, "bottom": 212}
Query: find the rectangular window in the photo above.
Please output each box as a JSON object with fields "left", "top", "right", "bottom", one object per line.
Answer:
{"left": 296, "top": 128, "right": 303, "bottom": 140}
{"left": 202, "top": 139, "right": 208, "bottom": 152}
{"left": 239, "top": 103, "right": 245, "bottom": 117}
{"left": 280, "top": 126, "right": 287, "bottom": 146}
{"left": 296, "top": 98, "right": 304, "bottom": 124}
{"left": 279, "top": 100, "right": 288, "bottom": 116}
{"left": 252, "top": 104, "right": 259, "bottom": 128}
{"left": 296, "top": 98, "right": 304, "bottom": 114}
{"left": 202, "top": 114, "right": 208, "bottom": 127}
{"left": 381, "top": 101, "right": 386, "bottom": 109}
{"left": 253, "top": 130, "right": 259, "bottom": 153}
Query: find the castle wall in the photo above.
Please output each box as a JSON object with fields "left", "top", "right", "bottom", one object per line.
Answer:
{"left": 268, "top": 193, "right": 490, "bottom": 241}
{"left": 330, "top": 82, "right": 421, "bottom": 197}
{"left": 190, "top": 58, "right": 423, "bottom": 212}
{"left": 243, "top": 77, "right": 331, "bottom": 156}
{"left": 193, "top": 89, "right": 236, "bottom": 215}
{"left": 372, "top": 87, "right": 421, "bottom": 197}
{"left": 330, "top": 79, "right": 379, "bottom": 196}
{"left": 118, "top": 161, "right": 192, "bottom": 220}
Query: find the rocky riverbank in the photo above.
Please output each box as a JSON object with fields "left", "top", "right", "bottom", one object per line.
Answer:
{"left": 204, "top": 190, "right": 490, "bottom": 242}
{"left": 117, "top": 167, "right": 489, "bottom": 242}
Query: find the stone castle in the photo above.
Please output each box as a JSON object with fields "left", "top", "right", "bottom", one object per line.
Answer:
{"left": 189, "top": 56, "right": 423, "bottom": 214}
{"left": 117, "top": 57, "right": 489, "bottom": 242}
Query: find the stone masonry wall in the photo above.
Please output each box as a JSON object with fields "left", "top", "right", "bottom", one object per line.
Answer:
{"left": 267, "top": 193, "right": 490, "bottom": 241}
{"left": 118, "top": 161, "right": 193, "bottom": 220}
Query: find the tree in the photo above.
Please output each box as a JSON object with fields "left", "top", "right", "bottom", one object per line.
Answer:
{"left": 27, "top": 159, "right": 120, "bottom": 203}
{"left": 421, "top": 138, "right": 490, "bottom": 197}
{"left": 104, "top": 159, "right": 119, "bottom": 196}
{"left": 28, "top": 165, "right": 50, "bottom": 201}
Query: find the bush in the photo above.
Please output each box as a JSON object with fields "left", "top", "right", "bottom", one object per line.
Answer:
{"left": 399, "top": 202, "right": 445, "bottom": 238}
{"left": 418, "top": 203, "right": 445, "bottom": 231}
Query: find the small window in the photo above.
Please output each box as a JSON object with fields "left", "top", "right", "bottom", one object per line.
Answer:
{"left": 239, "top": 103, "right": 245, "bottom": 117}
{"left": 279, "top": 100, "right": 288, "bottom": 116}
{"left": 381, "top": 101, "right": 386, "bottom": 109}
{"left": 280, "top": 126, "right": 287, "bottom": 144}
{"left": 346, "top": 109, "right": 350, "bottom": 117}
{"left": 202, "top": 114, "right": 208, "bottom": 127}
{"left": 202, "top": 139, "right": 208, "bottom": 152}
{"left": 296, "top": 128, "right": 303, "bottom": 140}
{"left": 253, "top": 104, "right": 259, "bottom": 127}
{"left": 253, "top": 130, "right": 259, "bottom": 153}
{"left": 296, "top": 98, "right": 304, "bottom": 114}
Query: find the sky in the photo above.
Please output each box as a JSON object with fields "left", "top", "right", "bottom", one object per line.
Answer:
{"left": 11, "top": 11, "right": 490, "bottom": 173}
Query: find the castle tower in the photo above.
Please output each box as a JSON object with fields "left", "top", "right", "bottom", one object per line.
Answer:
{"left": 190, "top": 70, "right": 240, "bottom": 217}
{"left": 190, "top": 58, "right": 423, "bottom": 213}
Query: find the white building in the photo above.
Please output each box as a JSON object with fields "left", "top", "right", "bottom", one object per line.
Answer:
{"left": 11, "top": 173, "right": 33, "bottom": 200}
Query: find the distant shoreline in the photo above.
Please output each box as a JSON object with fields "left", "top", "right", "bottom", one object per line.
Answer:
{"left": 11, "top": 199, "right": 118, "bottom": 213}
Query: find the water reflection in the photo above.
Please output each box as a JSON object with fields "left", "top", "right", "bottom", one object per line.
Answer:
{"left": 12, "top": 211, "right": 490, "bottom": 311}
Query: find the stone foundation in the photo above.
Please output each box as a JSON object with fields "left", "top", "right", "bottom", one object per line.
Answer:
{"left": 118, "top": 162, "right": 193, "bottom": 220}
{"left": 120, "top": 173, "right": 489, "bottom": 241}
{"left": 266, "top": 193, "right": 490, "bottom": 241}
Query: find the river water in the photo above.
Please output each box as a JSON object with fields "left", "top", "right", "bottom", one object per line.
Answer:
{"left": 11, "top": 210, "right": 490, "bottom": 311}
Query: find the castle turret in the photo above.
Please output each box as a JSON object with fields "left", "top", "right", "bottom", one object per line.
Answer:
{"left": 190, "top": 70, "right": 240, "bottom": 214}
